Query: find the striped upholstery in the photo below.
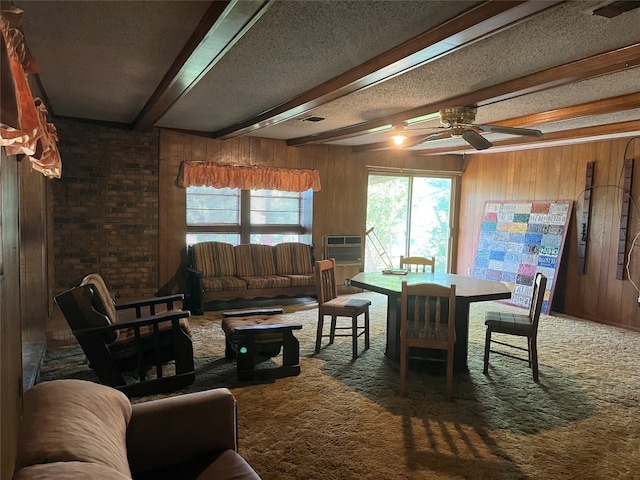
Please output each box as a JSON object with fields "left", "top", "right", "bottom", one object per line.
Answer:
{"left": 275, "top": 242, "right": 313, "bottom": 275}
{"left": 202, "top": 276, "right": 247, "bottom": 292}
{"left": 240, "top": 275, "right": 291, "bottom": 289}
{"left": 284, "top": 274, "right": 315, "bottom": 287}
{"left": 235, "top": 244, "right": 277, "bottom": 277}
{"left": 192, "top": 241, "right": 236, "bottom": 278}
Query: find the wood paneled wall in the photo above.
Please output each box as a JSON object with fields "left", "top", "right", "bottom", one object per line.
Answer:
{"left": 458, "top": 138, "right": 640, "bottom": 330}
{"left": 19, "top": 158, "right": 48, "bottom": 343}
{"left": 1, "top": 151, "right": 23, "bottom": 479}
{"left": 158, "top": 129, "right": 462, "bottom": 291}
{"left": 160, "top": 129, "right": 640, "bottom": 330}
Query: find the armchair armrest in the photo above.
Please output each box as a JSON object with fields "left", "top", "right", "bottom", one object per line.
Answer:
{"left": 72, "top": 310, "right": 190, "bottom": 336}
{"left": 126, "top": 388, "right": 238, "bottom": 474}
{"left": 185, "top": 267, "right": 205, "bottom": 315}
{"left": 186, "top": 266, "right": 204, "bottom": 278}
{"left": 116, "top": 294, "right": 185, "bottom": 317}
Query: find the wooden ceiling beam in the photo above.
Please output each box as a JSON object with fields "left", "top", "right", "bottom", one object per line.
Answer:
{"left": 485, "top": 92, "right": 640, "bottom": 127}
{"left": 211, "top": 0, "right": 563, "bottom": 139}
{"left": 352, "top": 92, "right": 640, "bottom": 152}
{"left": 410, "top": 120, "right": 640, "bottom": 156}
{"left": 291, "top": 43, "right": 640, "bottom": 146}
{"left": 133, "top": 0, "right": 272, "bottom": 131}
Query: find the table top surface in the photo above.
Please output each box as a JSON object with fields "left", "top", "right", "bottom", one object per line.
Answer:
{"left": 349, "top": 271, "right": 512, "bottom": 301}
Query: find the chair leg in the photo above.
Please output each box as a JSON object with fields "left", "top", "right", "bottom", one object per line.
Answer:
{"left": 399, "top": 339, "right": 407, "bottom": 397}
{"left": 329, "top": 316, "right": 337, "bottom": 344}
{"left": 364, "top": 309, "right": 370, "bottom": 351}
{"left": 315, "top": 312, "right": 324, "bottom": 354}
{"left": 446, "top": 346, "right": 454, "bottom": 401}
{"left": 352, "top": 315, "right": 358, "bottom": 359}
{"left": 530, "top": 336, "right": 539, "bottom": 382}
{"left": 483, "top": 327, "right": 492, "bottom": 374}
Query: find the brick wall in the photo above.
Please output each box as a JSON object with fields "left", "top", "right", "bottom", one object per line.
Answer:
{"left": 52, "top": 119, "right": 160, "bottom": 299}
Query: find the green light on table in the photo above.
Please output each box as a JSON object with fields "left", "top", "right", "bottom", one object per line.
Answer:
{"left": 239, "top": 346, "right": 248, "bottom": 354}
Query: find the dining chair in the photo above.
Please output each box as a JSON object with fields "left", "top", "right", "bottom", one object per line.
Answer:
{"left": 400, "top": 281, "right": 456, "bottom": 400}
{"left": 314, "top": 259, "right": 371, "bottom": 359}
{"left": 483, "top": 272, "right": 547, "bottom": 381}
{"left": 399, "top": 255, "right": 436, "bottom": 273}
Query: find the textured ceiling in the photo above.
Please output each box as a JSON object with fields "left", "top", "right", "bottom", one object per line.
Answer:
{"left": 16, "top": 0, "right": 640, "bottom": 156}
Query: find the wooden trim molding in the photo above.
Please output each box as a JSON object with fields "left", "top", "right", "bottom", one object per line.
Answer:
{"left": 133, "top": 0, "right": 272, "bottom": 131}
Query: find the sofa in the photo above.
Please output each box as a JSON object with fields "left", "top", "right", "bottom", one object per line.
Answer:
{"left": 186, "top": 241, "right": 317, "bottom": 314}
{"left": 13, "top": 379, "right": 262, "bottom": 480}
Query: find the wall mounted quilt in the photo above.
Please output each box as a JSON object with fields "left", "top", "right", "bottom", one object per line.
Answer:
{"left": 472, "top": 200, "right": 573, "bottom": 313}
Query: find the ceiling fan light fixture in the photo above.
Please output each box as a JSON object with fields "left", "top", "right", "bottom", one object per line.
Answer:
{"left": 391, "top": 134, "right": 407, "bottom": 145}
{"left": 389, "top": 123, "right": 409, "bottom": 145}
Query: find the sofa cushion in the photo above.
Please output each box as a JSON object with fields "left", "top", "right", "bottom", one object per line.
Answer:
{"left": 281, "top": 273, "right": 315, "bottom": 287}
{"left": 274, "top": 242, "right": 313, "bottom": 275}
{"left": 222, "top": 313, "right": 290, "bottom": 344}
{"left": 15, "top": 379, "right": 133, "bottom": 477}
{"left": 239, "top": 275, "right": 291, "bottom": 289}
{"left": 202, "top": 275, "right": 247, "bottom": 292}
{"left": 13, "top": 461, "right": 132, "bottom": 480}
{"left": 235, "top": 244, "right": 277, "bottom": 277}
{"left": 192, "top": 241, "right": 236, "bottom": 277}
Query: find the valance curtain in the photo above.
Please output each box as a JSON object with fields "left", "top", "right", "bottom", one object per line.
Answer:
{"left": 0, "top": 5, "right": 61, "bottom": 178}
{"left": 177, "top": 161, "right": 322, "bottom": 192}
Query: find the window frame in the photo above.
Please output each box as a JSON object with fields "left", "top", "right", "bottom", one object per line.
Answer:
{"left": 186, "top": 188, "right": 312, "bottom": 245}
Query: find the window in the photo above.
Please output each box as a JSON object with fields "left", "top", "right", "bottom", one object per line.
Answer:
{"left": 365, "top": 172, "right": 456, "bottom": 273}
{"left": 186, "top": 186, "right": 312, "bottom": 245}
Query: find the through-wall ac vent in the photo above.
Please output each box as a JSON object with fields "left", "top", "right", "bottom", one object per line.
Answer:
{"left": 301, "top": 116, "right": 325, "bottom": 123}
{"left": 591, "top": 0, "right": 640, "bottom": 18}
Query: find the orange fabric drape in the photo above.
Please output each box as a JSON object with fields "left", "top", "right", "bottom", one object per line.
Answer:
{"left": 177, "top": 162, "right": 322, "bottom": 192}
{"left": 0, "top": 5, "right": 61, "bottom": 178}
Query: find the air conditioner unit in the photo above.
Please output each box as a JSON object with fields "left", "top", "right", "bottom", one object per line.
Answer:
{"left": 323, "top": 235, "right": 363, "bottom": 266}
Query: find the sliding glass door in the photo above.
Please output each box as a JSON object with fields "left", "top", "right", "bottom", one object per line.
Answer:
{"left": 365, "top": 172, "right": 455, "bottom": 273}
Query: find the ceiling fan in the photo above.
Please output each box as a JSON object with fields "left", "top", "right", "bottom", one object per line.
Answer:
{"left": 399, "top": 105, "right": 543, "bottom": 150}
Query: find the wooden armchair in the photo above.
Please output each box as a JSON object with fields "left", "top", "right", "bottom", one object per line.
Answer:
{"left": 54, "top": 273, "right": 195, "bottom": 397}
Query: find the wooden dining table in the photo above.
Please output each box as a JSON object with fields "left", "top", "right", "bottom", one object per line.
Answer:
{"left": 348, "top": 271, "right": 512, "bottom": 372}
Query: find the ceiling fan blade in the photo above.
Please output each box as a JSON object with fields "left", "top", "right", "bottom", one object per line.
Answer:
{"left": 476, "top": 124, "right": 543, "bottom": 137}
{"left": 462, "top": 130, "right": 492, "bottom": 150}
{"left": 406, "top": 130, "right": 452, "bottom": 147}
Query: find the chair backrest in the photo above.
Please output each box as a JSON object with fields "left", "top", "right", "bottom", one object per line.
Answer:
{"left": 55, "top": 284, "right": 119, "bottom": 345}
{"left": 399, "top": 255, "right": 436, "bottom": 273}
{"left": 400, "top": 281, "right": 456, "bottom": 344}
{"left": 314, "top": 258, "right": 338, "bottom": 305}
{"left": 80, "top": 273, "right": 119, "bottom": 323}
{"left": 528, "top": 272, "right": 548, "bottom": 329}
